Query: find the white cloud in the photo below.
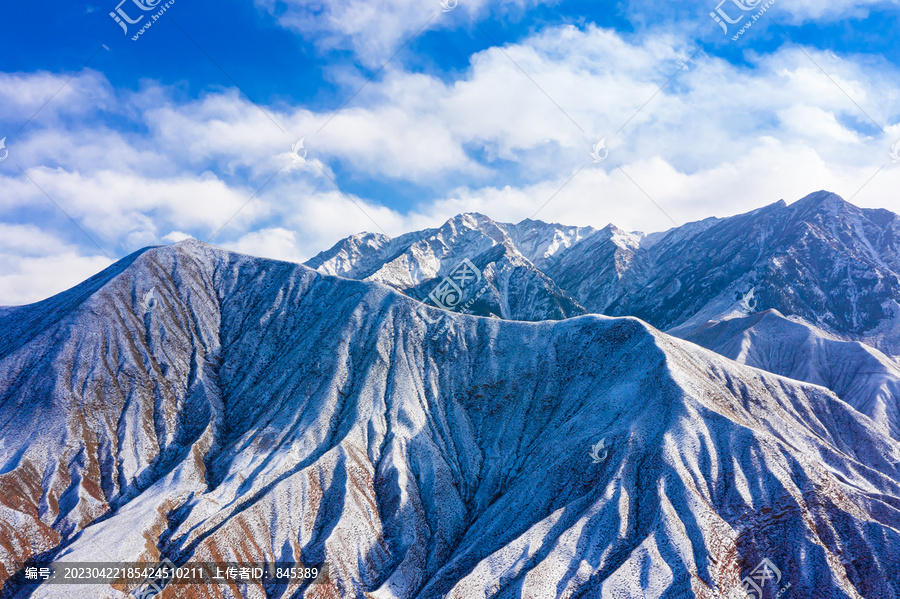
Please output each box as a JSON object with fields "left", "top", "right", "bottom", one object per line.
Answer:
{"left": 0, "top": 253, "right": 112, "bottom": 306}
{"left": 3, "top": 23, "right": 900, "bottom": 306}
{"left": 253, "top": 0, "right": 558, "bottom": 66}
{"left": 252, "top": 181, "right": 412, "bottom": 255}
{"left": 92, "top": 25, "right": 897, "bottom": 184}
{"left": 0, "top": 69, "right": 114, "bottom": 126}
{"left": 12, "top": 167, "right": 263, "bottom": 242}
{"left": 255, "top": 0, "right": 900, "bottom": 66}
{"left": 162, "top": 231, "right": 193, "bottom": 243}
{"left": 0, "top": 223, "right": 76, "bottom": 255}
{"left": 779, "top": 0, "right": 900, "bottom": 22}
{"left": 225, "top": 227, "right": 303, "bottom": 262}
{"left": 0, "top": 226, "right": 112, "bottom": 305}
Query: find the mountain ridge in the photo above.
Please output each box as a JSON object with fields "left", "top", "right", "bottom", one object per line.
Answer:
{"left": 675, "top": 308, "right": 900, "bottom": 440}
{"left": 3, "top": 240, "right": 900, "bottom": 597}
{"left": 307, "top": 191, "right": 900, "bottom": 356}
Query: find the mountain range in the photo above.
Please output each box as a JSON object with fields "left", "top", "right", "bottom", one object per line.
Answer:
{"left": 307, "top": 190, "right": 900, "bottom": 356}
{"left": 307, "top": 190, "right": 900, "bottom": 443}
{"left": 2, "top": 192, "right": 900, "bottom": 597}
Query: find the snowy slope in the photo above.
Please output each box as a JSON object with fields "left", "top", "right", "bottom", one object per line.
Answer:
{"left": 305, "top": 213, "right": 596, "bottom": 283}
{"left": 610, "top": 192, "right": 900, "bottom": 355}
{"left": 306, "top": 213, "right": 588, "bottom": 321}
{"left": 1, "top": 241, "right": 900, "bottom": 598}
{"left": 675, "top": 309, "right": 900, "bottom": 440}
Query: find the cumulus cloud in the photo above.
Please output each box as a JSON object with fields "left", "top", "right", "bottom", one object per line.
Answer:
{"left": 0, "top": 69, "right": 114, "bottom": 125}
{"left": 0, "top": 224, "right": 112, "bottom": 306}
{"left": 255, "top": 0, "right": 899, "bottom": 63}
{"left": 91, "top": 25, "right": 900, "bottom": 185}
{"left": 11, "top": 167, "right": 261, "bottom": 242}
{"left": 433, "top": 138, "right": 900, "bottom": 235}
{"left": 2, "top": 21, "right": 900, "bottom": 304}
{"left": 226, "top": 227, "right": 302, "bottom": 262}
{"left": 0, "top": 252, "right": 112, "bottom": 306}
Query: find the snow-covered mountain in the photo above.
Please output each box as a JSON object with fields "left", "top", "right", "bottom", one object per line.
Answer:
{"left": 623, "top": 192, "right": 900, "bottom": 354}
{"left": 675, "top": 309, "right": 900, "bottom": 440}
{"left": 308, "top": 191, "right": 900, "bottom": 358}
{"left": 305, "top": 213, "right": 590, "bottom": 321}
{"left": 2, "top": 241, "right": 900, "bottom": 598}
{"left": 307, "top": 191, "right": 900, "bottom": 438}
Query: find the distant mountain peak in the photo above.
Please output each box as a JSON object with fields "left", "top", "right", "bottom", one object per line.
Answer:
{"left": 791, "top": 189, "right": 848, "bottom": 213}
{"left": 447, "top": 211, "right": 494, "bottom": 226}
{"left": 306, "top": 191, "right": 900, "bottom": 356}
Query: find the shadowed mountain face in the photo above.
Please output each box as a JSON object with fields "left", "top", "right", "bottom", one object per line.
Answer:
{"left": 2, "top": 241, "right": 900, "bottom": 598}
{"left": 308, "top": 191, "right": 900, "bottom": 357}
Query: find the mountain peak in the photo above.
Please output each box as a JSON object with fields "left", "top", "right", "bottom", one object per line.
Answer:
{"left": 791, "top": 190, "right": 848, "bottom": 213}
{"left": 446, "top": 212, "right": 496, "bottom": 228}
{"left": 171, "top": 237, "right": 205, "bottom": 248}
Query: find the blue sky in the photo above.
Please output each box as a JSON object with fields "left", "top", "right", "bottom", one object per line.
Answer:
{"left": 1, "top": 0, "right": 899, "bottom": 304}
